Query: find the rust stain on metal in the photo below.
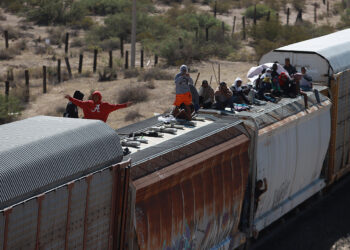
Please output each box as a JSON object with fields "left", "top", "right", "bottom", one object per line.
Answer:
{"left": 35, "top": 194, "right": 45, "bottom": 250}
{"left": 133, "top": 135, "right": 250, "bottom": 249}
{"left": 65, "top": 182, "right": 74, "bottom": 250}
{"left": 3, "top": 207, "right": 12, "bottom": 250}
{"left": 83, "top": 175, "right": 92, "bottom": 250}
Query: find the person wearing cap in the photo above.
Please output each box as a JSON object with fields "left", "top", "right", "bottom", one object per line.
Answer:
{"left": 214, "top": 82, "right": 234, "bottom": 111}
{"left": 199, "top": 80, "right": 214, "bottom": 109}
{"left": 173, "top": 65, "right": 193, "bottom": 120}
{"left": 230, "top": 77, "right": 251, "bottom": 104}
{"left": 63, "top": 90, "right": 84, "bottom": 118}
{"left": 257, "top": 69, "right": 278, "bottom": 103}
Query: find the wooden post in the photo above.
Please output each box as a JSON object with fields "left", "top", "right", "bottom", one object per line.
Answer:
{"left": 218, "top": 64, "right": 220, "bottom": 83}
{"left": 214, "top": 0, "right": 217, "bottom": 18}
{"left": 109, "top": 50, "right": 113, "bottom": 69}
{"left": 178, "top": 37, "right": 183, "bottom": 49}
{"left": 93, "top": 49, "right": 97, "bottom": 73}
{"left": 43, "top": 66, "right": 47, "bottom": 94}
{"left": 232, "top": 16, "right": 236, "bottom": 35}
{"left": 154, "top": 54, "right": 158, "bottom": 66}
{"left": 287, "top": 8, "right": 290, "bottom": 25}
{"left": 5, "top": 81, "right": 9, "bottom": 101}
{"left": 125, "top": 50, "right": 129, "bottom": 69}
{"left": 206, "top": 27, "right": 209, "bottom": 41}
{"left": 242, "top": 16, "right": 246, "bottom": 40}
{"left": 327, "top": 1, "right": 329, "bottom": 16}
{"left": 266, "top": 11, "right": 270, "bottom": 21}
{"left": 120, "top": 37, "right": 124, "bottom": 58}
{"left": 314, "top": 3, "right": 317, "bottom": 23}
{"left": 57, "top": 59, "right": 61, "bottom": 83}
{"left": 140, "top": 50, "right": 144, "bottom": 68}
{"left": 25, "top": 70, "right": 29, "bottom": 103}
{"left": 195, "top": 27, "right": 198, "bottom": 41}
{"left": 78, "top": 54, "right": 83, "bottom": 74}
{"left": 221, "top": 22, "right": 225, "bottom": 37}
{"left": 4, "top": 30, "right": 8, "bottom": 49}
{"left": 296, "top": 9, "right": 303, "bottom": 22}
{"left": 65, "top": 57, "right": 72, "bottom": 78}
{"left": 253, "top": 4, "right": 257, "bottom": 25}
{"left": 323, "top": 0, "right": 325, "bottom": 4}
{"left": 65, "top": 33, "right": 69, "bottom": 54}
{"left": 276, "top": 12, "right": 279, "bottom": 20}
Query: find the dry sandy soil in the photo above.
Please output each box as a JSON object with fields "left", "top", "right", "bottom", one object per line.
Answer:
{"left": 0, "top": 0, "right": 343, "bottom": 129}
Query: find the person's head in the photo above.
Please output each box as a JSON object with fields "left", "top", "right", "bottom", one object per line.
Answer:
{"left": 234, "top": 77, "right": 242, "bottom": 87}
{"left": 280, "top": 72, "right": 288, "bottom": 81}
{"left": 73, "top": 90, "right": 84, "bottom": 100}
{"left": 301, "top": 66, "right": 306, "bottom": 74}
{"left": 91, "top": 91, "right": 102, "bottom": 104}
{"left": 180, "top": 65, "right": 188, "bottom": 74}
{"left": 202, "top": 80, "right": 208, "bottom": 88}
{"left": 285, "top": 58, "right": 290, "bottom": 66}
{"left": 272, "top": 63, "right": 278, "bottom": 71}
{"left": 256, "top": 180, "right": 263, "bottom": 189}
{"left": 219, "top": 81, "right": 227, "bottom": 90}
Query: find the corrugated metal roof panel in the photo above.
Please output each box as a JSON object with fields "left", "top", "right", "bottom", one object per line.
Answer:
{"left": 0, "top": 116, "right": 123, "bottom": 209}
{"left": 275, "top": 29, "right": 350, "bottom": 73}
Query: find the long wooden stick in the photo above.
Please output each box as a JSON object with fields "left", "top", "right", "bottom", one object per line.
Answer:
{"left": 194, "top": 72, "right": 200, "bottom": 86}
{"left": 211, "top": 63, "right": 218, "bottom": 84}
{"left": 218, "top": 64, "right": 220, "bottom": 83}
{"left": 209, "top": 75, "right": 213, "bottom": 85}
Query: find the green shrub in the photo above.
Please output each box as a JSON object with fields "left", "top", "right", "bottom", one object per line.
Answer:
{"left": 209, "top": 0, "right": 232, "bottom": 14}
{"left": 82, "top": 0, "right": 131, "bottom": 15}
{"left": 124, "top": 68, "right": 140, "bottom": 79}
{"left": 245, "top": 4, "right": 276, "bottom": 20}
{"left": 71, "top": 16, "right": 94, "bottom": 30}
{"left": 138, "top": 68, "right": 173, "bottom": 81}
{"left": 47, "top": 27, "right": 66, "bottom": 45}
{"left": 98, "top": 67, "right": 118, "bottom": 81}
{"left": 0, "top": 94, "right": 22, "bottom": 124}
{"left": 99, "top": 38, "right": 120, "bottom": 51}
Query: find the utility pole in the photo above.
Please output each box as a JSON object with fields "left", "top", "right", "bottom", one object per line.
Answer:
{"left": 131, "top": 0, "right": 137, "bottom": 68}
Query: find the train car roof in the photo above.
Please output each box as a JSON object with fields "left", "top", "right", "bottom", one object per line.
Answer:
{"left": 0, "top": 116, "right": 123, "bottom": 209}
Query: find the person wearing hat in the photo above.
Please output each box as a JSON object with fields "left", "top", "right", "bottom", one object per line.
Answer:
{"left": 198, "top": 80, "right": 214, "bottom": 109}
{"left": 214, "top": 82, "right": 234, "bottom": 111}
{"left": 172, "top": 65, "right": 193, "bottom": 120}
{"left": 63, "top": 90, "right": 84, "bottom": 118}
{"left": 257, "top": 69, "right": 278, "bottom": 103}
{"left": 230, "top": 77, "right": 251, "bottom": 104}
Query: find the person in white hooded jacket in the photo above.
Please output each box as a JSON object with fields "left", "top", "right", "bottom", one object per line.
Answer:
{"left": 230, "top": 77, "right": 251, "bottom": 104}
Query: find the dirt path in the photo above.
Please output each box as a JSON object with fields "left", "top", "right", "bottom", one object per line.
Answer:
{"left": 251, "top": 176, "right": 350, "bottom": 250}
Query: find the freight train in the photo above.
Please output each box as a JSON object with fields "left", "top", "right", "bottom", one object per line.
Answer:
{"left": 0, "top": 29, "right": 350, "bottom": 250}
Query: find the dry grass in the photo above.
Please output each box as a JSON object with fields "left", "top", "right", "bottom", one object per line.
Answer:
{"left": 124, "top": 110, "right": 144, "bottom": 122}
{"left": 117, "top": 85, "right": 149, "bottom": 103}
{"left": 124, "top": 68, "right": 140, "bottom": 79}
{"left": 138, "top": 68, "right": 173, "bottom": 81}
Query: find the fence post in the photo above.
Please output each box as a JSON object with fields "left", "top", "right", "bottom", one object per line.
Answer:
{"left": 125, "top": 50, "right": 129, "bottom": 69}
{"left": 5, "top": 81, "right": 9, "bottom": 101}
{"left": 242, "top": 16, "right": 246, "bottom": 40}
{"left": 93, "top": 49, "right": 98, "bottom": 73}
{"left": 178, "top": 37, "right": 183, "bottom": 49}
{"left": 65, "top": 57, "right": 72, "bottom": 78}
{"left": 221, "top": 21, "right": 225, "bottom": 37}
{"left": 266, "top": 11, "right": 270, "bottom": 21}
{"left": 206, "top": 27, "right": 209, "bottom": 41}
{"left": 232, "top": 16, "right": 236, "bottom": 35}
{"left": 120, "top": 37, "right": 124, "bottom": 58}
{"left": 57, "top": 59, "right": 61, "bottom": 83}
{"left": 154, "top": 54, "right": 158, "bottom": 66}
{"left": 214, "top": 0, "right": 217, "bottom": 18}
{"left": 253, "top": 4, "right": 257, "bottom": 25}
{"left": 4, "top": 30, "right": 8, "bottom": 49}
{"left": 43, "top": 66, "right": 47, "bottom": 94}
{"left": 287, "top": 8, "right": 290, "bottom": 25}
{"left": 109, "top": 50, "right": 113, "bottom": 69}
{"left": 78, "top": 54, "right": 83, "bottom": 74}
{"left": 140, "top": 50, "right": 144, "bottom": 68}
{"left": 65, "top": 33, "right": 69, "bottom": 54}
{"left": 195, "top": 27, "right": 198, "bottom": 41}
{"left": 327, "top": 1, "right": 329, "bottom": 16}
{"left": 314, "top": 3, "right": 317, "bottom": 23}
{"left": 25, "top": 70, "right": 29, "bottom": 103}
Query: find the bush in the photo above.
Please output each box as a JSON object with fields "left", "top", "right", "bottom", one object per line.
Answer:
{"left": 245, "top": 4, "right": 276, "bottom": 20}
{"left": 124, "top": 110, "right": 144, "bottom": 121}
{"left": 70, "top": 16, "right": 94, "bottom": 30}
{"left": 47, "top": 27, "right": 66, "bottom": 45}
{"left": 118, "top": 85, "right": 148, "bottom": 103}
{"left": 0, "top": 95, "right": 22, "bottom": 124}
{"left": 0, "top": 48, "right": 20, "bottom": 60}
{"left": 71, "top": 38, "right": 84, "bottom": 48}
{"left": 99, "top": 38, "right": 120, "bottom": 51}
{"left": 98, "top": 67, "right": 118, "bottom": 81}
{"left": 124, "top": 68, "right": 140, "bottom": 79}
{"left": 209, "top": 0, "right": 232, "bottom": 14}
{"left": 82, "top": 0, "right": 131, "bottom": 15}
{"left": 138, "top": 68, "right": 173, "bottom": 81}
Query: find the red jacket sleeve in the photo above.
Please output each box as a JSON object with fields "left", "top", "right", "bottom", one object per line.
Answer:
{"left": 68, "top": 97, "right": 89, "bottom": 109}
{"left": 104, "top": 102, "right": 128, "bottom": 112}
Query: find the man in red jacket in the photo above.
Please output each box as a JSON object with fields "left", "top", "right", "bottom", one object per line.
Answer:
{"left": 64, "top": 91, "right": 132, "bottom": 122}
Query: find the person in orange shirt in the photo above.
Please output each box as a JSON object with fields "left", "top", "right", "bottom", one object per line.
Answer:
{"left": 172, "top": 65, "right": 193, "bottom": 121}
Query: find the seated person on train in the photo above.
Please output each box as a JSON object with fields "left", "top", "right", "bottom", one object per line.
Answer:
{"left": 214, "top": 82, "right": 234, "bottom": 111}
{"left": 230, "top": 77, "right": 251, "bottom": 105}
{"left": 199, "top": 80, "right": 214, "bottom": 109}
{"left": 299, "top": 66, "right": 313, "bottom": 91}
